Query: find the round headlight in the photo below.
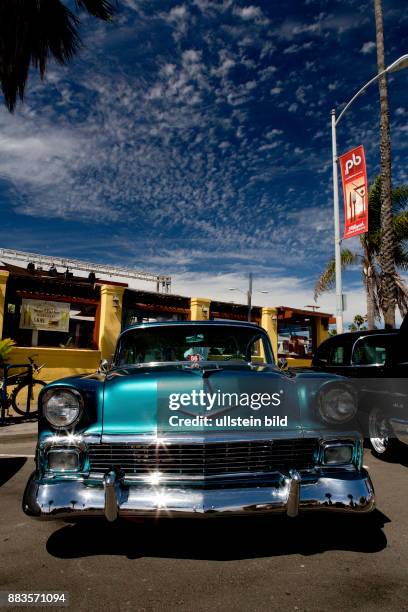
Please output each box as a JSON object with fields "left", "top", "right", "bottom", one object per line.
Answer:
{"left": 318, "top": 386, "right": 357, "bottom": 424}
{"left": 42, "top": 389, "right": 82, "bottom": 428}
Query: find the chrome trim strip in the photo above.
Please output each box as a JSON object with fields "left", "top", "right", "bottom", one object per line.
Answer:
{"left": 90, "top": 469, "right": 285, "bottom": 482}
{"left": 101, "top": 431, "right": 360, "bottom": 444}
{"left": 37, "top": 432, "right": 360, "bottom": 447}
{"left": 85, "top": 464, "right": 357, "bottom": 483}
{"left": 101, "top": 431, "right": 308, "bottom": 444}
{"left": 39, "top": 435, "right": 101, "bottom": 451}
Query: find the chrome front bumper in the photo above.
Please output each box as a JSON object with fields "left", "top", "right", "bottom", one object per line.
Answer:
{"left": 23, "top": 469, "right": 375, "bottom": 521}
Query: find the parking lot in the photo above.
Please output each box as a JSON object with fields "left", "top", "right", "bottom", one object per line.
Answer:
{"left": 0, "top": 440, "right": 407, "bottom": 612}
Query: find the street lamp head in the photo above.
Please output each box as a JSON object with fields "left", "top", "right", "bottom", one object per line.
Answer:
{"left": 387, "top": 53, "right": 408, "bottom": 73}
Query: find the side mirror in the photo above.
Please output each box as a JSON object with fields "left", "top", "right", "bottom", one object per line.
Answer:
{"left": 278, "top": 357, "right": 288, "bottom": 370}
{"left": 98, "top": 358, "right": 111, "bottom": 373}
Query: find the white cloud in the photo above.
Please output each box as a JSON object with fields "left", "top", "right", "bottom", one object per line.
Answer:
{"left": 328, "top": 81, "right": 340, "bottom": 91}
{"left": 168, "top": 5, "right": 188, "bottom": 20}
{"left": 360, "top": 41, "right": 376, "bottom": 54}
{"left": 295, "top": 85, "right": 312, "bottom": 104}
{"left": 258, "top": 142, "right": 280, "bottom": 151}
{"left": 266, "top": 128, "right": 284, "bottom": 139}
{"left": 163, "top": 4, "right": 191, "bottom": 41}
{"left": 234, "top": 5, "right": 264, "bottom": 21}
{"left": 283, "top": 41, "right": 314, "bottom": 54}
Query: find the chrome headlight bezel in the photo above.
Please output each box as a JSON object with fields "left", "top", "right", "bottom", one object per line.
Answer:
{"left": 317, "top": 384, "right": 358, "bottom": 424}
{"left": 42, "top": 388, "right": 83, "bottom": 429}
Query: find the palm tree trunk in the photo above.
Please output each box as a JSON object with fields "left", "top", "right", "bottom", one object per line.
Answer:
{"left": 374, "top": 0, "right": 396, "bottom": 328}
{"left": 366, "top": 273, "right": 376, "bottom": 330}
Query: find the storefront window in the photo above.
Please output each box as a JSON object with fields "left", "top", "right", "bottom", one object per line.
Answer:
{"left": 278, "top": 320, "right": 314, "bottom": 359}
{"left": 4, "top": 297, "right": 97, "bottom": 349}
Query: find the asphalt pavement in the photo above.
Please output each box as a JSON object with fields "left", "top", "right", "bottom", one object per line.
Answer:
{"left": 0, "top": 439, "right": 407, "bottom": 612}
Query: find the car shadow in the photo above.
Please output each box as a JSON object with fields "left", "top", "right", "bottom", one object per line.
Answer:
{"left": 364, "top": 442, "right": 408, "bottom": 468}
{"left": 0, "top": 457, "right": 27, "bottom": 487}
{"left": 47, "top": 510, "right": 389, "bottom": 561}
{"left": 374, "top": 449, "right": 408, "bottom": 469}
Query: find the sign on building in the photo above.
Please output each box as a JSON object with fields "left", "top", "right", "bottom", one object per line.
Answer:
{"left": 19, "top": 299, "right": 70, "bottom": 332}
{"left": 339, "top": 145, "right": 369, "bottom": 239}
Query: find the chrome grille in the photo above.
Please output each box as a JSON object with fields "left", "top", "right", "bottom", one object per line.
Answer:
{"left": 87, "top": 439, "right": 317, "bottom": 477}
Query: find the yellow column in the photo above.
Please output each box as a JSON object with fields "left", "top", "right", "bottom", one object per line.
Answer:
{"left": 315, "top": 316, "right": 329, "bottom": 348}
{"left": 0, "top": 270, "right": 9, "bottom": 339}
{"left": 261, "top": 307, "right": 278, "bottom": 360}
{"left": 190, "top": 297, "right": 211, "bottom": 321}
{"left": 98, "top": 285, "right": 126, "bottom": 359}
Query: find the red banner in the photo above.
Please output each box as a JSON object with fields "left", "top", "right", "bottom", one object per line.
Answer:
{"left": 339, "top": 145, "right": 368, "bottom": 239}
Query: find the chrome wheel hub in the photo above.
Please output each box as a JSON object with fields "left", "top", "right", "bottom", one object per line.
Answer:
{"left": 369, "top": 408, "right": 391, "bottom": 454}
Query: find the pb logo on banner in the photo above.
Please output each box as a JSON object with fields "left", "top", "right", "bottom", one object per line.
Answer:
{"left": 339, "top": 145, "right": 368, "bottom": 239}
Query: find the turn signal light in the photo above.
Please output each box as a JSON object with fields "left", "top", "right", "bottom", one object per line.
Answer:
{"left": 47, "top": 449, "right": 80, "bottom": 471}
{"left": 323, "top": 445, "right": 353, "bottom": 465}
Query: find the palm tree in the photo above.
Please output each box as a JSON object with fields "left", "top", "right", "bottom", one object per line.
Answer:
{"left": 353, "top": 314, "right": 366, "bottom": 330}
{"left": 374, "top": 0, "right": 396, "bottom": 328}
{"left": 0, "top": 0, "right": 116, "bottom": 112}
{"left": 315, "top": 177, "right": 408, "bottom": 330}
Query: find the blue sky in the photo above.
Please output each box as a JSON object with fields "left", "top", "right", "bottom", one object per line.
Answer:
{"left": 0, "top": 0, "right": 407, "bottom": 319}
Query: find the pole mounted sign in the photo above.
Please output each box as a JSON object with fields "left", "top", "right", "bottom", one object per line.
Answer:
{"left": 339, "top": 145, "right": 369, "bottom": 239}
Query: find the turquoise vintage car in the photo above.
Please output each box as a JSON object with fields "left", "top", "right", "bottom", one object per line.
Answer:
{"left": 23, "top": 321, "right": 375, "bottom": 521}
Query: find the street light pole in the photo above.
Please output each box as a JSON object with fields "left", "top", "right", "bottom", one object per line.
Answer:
{"left": 229, "top": 274, "right": 268, "bottom": 321}
{"left": 330, "top": 53, "right": 408, "bottom": 335}
{"left": 331, "top": 109, "right": 343, "bottom": 333}
{"left": 247, "top": 272, "right": 253, "bottom": 322}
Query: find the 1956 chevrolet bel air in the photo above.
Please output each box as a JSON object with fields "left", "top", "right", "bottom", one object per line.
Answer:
{"left": 23, "top": 321, "right": 375, "bottom": 520}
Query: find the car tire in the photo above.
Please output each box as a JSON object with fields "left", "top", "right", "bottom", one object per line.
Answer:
{"left": 368, "top": 407, "right": 399, "bottom": 459}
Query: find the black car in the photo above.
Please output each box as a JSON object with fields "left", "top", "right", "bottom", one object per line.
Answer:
{"left": 312, "top": 326, "right": 408, "bottom": 459}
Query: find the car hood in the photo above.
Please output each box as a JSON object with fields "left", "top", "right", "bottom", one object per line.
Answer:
{"left": 101, "top": 363, "right": 302, "bottom": 436}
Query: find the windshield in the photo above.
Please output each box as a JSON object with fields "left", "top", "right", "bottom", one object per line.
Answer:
{"left": 115, "top": 324, "right": 274, "bottom": 366}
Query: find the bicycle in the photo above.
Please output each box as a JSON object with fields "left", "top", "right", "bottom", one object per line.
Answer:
{"left": 0, "top": 355, "right": 46, "bottom": 420}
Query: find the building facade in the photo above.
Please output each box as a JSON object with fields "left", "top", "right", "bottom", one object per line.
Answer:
{"left": 0, "top": 264, "right": 333, "bottom": 381}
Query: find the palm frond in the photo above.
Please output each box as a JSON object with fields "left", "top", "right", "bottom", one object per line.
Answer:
{"left": 393, "top": 244, "right": 408, "bottom": 270}
{"left": 371, "top": 267, "right": 408, "bottom": 320}
{"left": 0, "top": 0, "right": 117, "bottom": 112}
{"left": 0, "top": 0, "right": 79, "bottom": 112}
{"left": 75, "top": 0, "right": 116, "bottom": 20}
{"left": 391, "top": 185, "right": 408, "bottom": 211}
{"left": 395, "top": 273, "right": 408, "bottom": 318}
{"left": 367, "top": 175, "right": 382, "bottom": 230}
{"left": 393, "top": 210, "right": 408, "bottom": 242}
{"left": 314, "top": 249, "right": 359, "bottom": 300}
